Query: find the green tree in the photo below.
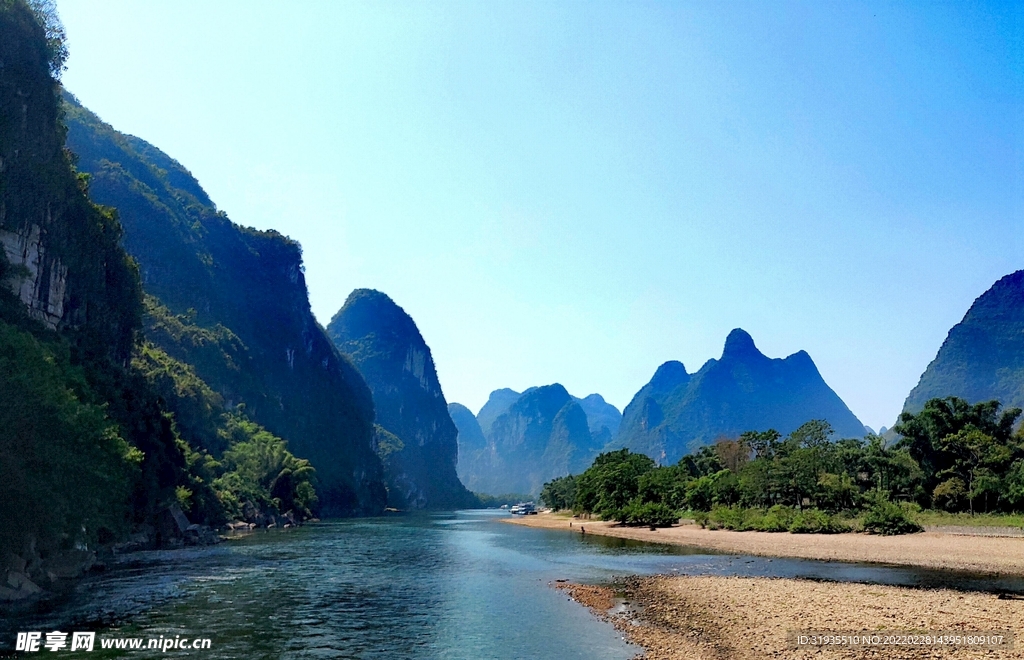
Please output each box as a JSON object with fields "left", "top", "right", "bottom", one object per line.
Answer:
{"left": 573, "top": 449, "right": 655, "bottom": 519}
{"left": 896, "top": 397, "right": 1022, "bottom": 510}
{"left": 539, "top": 475, "right": 576, "bottom": 511}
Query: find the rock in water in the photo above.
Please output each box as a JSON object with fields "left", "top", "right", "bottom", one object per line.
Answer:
{"left": 902, "top": 270, "right": 1024, "bottom": 415}
{"left": 615, "top": 329, "right": 866, "bottom": 464}
{"left": 328, "top": 289, "right": 477, "bottom": 509}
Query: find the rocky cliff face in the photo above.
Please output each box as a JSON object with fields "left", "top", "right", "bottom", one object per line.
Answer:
{"left": 448, "top": 403, "right": 487, "bottom": 491}
{"left": 576, "top": 393, "right": 622, "bottom": 447}
{"left": 615, "top": 329, "right": 867, "bottom": 464}
{"left": 0, "top": 224, "right": 67, "bottom": 329}
{"left": 328, "top": 289, "right": 476, "bottom": 509}
{"left": 0, "top": 0, "right": 192, "bottom": 572}
{"left": 453, "top": 384, "right": 604, "bottom": 495}
{"left": 63, "top": 99, "right": 386, "bottom": 516}
{"left": 902, "top": 270, "right": 1024, "bottom": 415}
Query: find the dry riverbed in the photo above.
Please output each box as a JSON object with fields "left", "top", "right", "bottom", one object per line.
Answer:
{"left": 559, "top": 575, "right": 1024, "bottom": 659}
{"left": 506, "top": 512, "right": 1024, "bottom": 575}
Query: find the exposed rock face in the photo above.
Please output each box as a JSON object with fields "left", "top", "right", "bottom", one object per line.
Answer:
{"left": 0, "top": 224, "right": 67, "bottom": 329}
{"left": 328, "top": 289, "right": 476, "bottom": 509}
{"left": 903, "top": 270, "right": 1024, "bottom": 415}
{"left": 576, "top": 393, "right": 623, "bottom": 447}
{"left": 63, "top": 98, "right": 386, "bottom": 516}
{"left": 476, "top": 388, "right": 522, "bottom": 436}
{"left": 449, "top": 403, "right": 489, "bottom": 492}
{"left": 615, "top": 329, "right": 867, "bottom": 464}
{"left": 454, "top": 384, "right": 603, "bottom": 496}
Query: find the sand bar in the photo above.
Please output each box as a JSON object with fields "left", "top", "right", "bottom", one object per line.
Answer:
{"left": 560, "top": 575, "right": 1024, "bottom": 659}
{"left": 507, "top": 513, "right": 1024, "bottom": 575}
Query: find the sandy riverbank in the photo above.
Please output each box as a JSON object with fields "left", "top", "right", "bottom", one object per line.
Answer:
{"left": 505, "top": 513, "right": 1024, "bottom": 575}
{"left": 560, "top": 575, "right": 1024, "bottom": 659}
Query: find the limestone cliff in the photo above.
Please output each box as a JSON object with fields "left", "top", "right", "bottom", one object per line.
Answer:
{"left": 328, "top": 289, "right": 476, "bottom": 509}
{"left": 453, "top": 385, "right": 603, "bottom": 496}
{"left": 63, "top": 98, "right": 386, "bottom": 516}
{"left": 902, "top": 270, "right": 1024, "bottom": 416}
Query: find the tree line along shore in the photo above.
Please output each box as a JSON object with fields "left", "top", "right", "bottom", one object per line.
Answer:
{"left": 537, "top": 396, "right": 1024, "bottom": 536}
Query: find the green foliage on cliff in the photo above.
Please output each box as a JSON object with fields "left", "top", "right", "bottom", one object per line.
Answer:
{"left": 0, "top": 0, "right": 193, "bottom": 556}
{"left": 327, "top": 289, "right": 476, "bottom": 510}
{"left": 903, "top": 271, "right": 1024, "bottom": 415}
{"left": 0, "top": 0, "right": 330, "bottom": 567}
{"left": 214, "top": 414, "right": 318, "bottom": 520}
{"left": 134, "top": 337, "right": 320, "bottom": 521}
{"left": 63, "top": 96, "right": 384, "bottom": 516}
{"left": 0, "top": 322, "right": 141, "bottom": 554}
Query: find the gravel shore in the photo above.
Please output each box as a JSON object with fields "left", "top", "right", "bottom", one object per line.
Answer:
{"left": 559, "top": 575, "right": 1024, "bottom": 659}
{"left": 506, "top": 513, "right": 1024, "bottom": 575}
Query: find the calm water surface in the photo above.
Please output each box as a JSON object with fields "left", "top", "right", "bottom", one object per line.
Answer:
{"left": 5, "top": 510, "right": 1022, "bottom": 659}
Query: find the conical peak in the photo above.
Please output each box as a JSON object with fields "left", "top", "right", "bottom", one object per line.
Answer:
{"left": 649, "top": 360, "right": 689, "bottom": 392}
{"left": 487, "top": 388, "right": 521, "bottom": 400}
{"left": 330, "top": 288, "right": 421, "bottom": 344}
{"left": 722, "top": 328, "right": 762, "bottom": 360}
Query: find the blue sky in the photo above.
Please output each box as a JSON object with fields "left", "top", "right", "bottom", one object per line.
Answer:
{"left": 56, "top": 1, "right": 1022, "bottom": 431}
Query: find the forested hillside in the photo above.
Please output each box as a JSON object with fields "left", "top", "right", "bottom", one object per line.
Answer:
{"left": 62, "top": 95, "right": 386, "bottom": 516}
{"left": 327, "top": 289, "right": 476, "bottom": 509}
{"left": 0, "top": 0, "right": 197, "bottom": 570}
{"left": 903, "top": 270, "right": 1024, "bottom": 416}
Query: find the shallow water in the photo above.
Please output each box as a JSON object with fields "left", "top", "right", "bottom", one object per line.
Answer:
{"left": 4, "top": 510, "right": 1022, "bottom": 658}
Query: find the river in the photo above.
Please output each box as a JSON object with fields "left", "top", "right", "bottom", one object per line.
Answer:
{"left": 4, "top": 510, "right": 1022, "bottom": 658}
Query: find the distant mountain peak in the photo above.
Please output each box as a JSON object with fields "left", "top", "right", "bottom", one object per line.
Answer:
{"left": 614, "top": 329, "right": 865, "bottom": 463}
{"left": 722, "top": 328, "right": 762, "bottom": 360}
{"left": 650, "top": 360, "right": 689, "bottom": 392}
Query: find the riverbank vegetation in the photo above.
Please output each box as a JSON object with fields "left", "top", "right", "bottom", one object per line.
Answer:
{"left": 540, "top": 397, "right": 1024, "bottom": 534}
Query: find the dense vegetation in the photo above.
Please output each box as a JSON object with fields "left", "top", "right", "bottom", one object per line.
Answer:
{"left": 542, "top": 397, "right": 1024, "bottom": 534}
{"left": 63, "top": 77, "right": 385, "bottom": 515}
{"left": 0, "top": 0, "right": 352, "bottom": 565}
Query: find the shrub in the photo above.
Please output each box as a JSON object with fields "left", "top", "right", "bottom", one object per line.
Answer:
{"left": 788, "top": 509, "right": 849, "bottom": 534}
{"left": 706, "top": 505, "right": 745, "bottom": 530}
{"left": 620, "top": 499, "right": 679, "bottom": 527}
{"left": 705, "top": 505, "right": 768, "bottom": 531}
{"left": 861, "top": 494, "right": 923, "bottom": 536}
{"left": 932, "top": 478, "right": 967, "bottom": 512}
{"left": 755, "top": 505, "right": 795, "bottom": 532}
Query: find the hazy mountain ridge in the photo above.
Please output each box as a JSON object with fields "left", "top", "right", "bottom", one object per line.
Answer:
{"left": 614, "top": 329, "right": 867, "bottom": 464}
{"left": 327, "top": 289, "right": 476, "bottom": 509}
{"left": 451, "top": 386, "right": 621, "bottom": 495}
{"left": 902, "top": 270, "right": 1024, "bottom": 416}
